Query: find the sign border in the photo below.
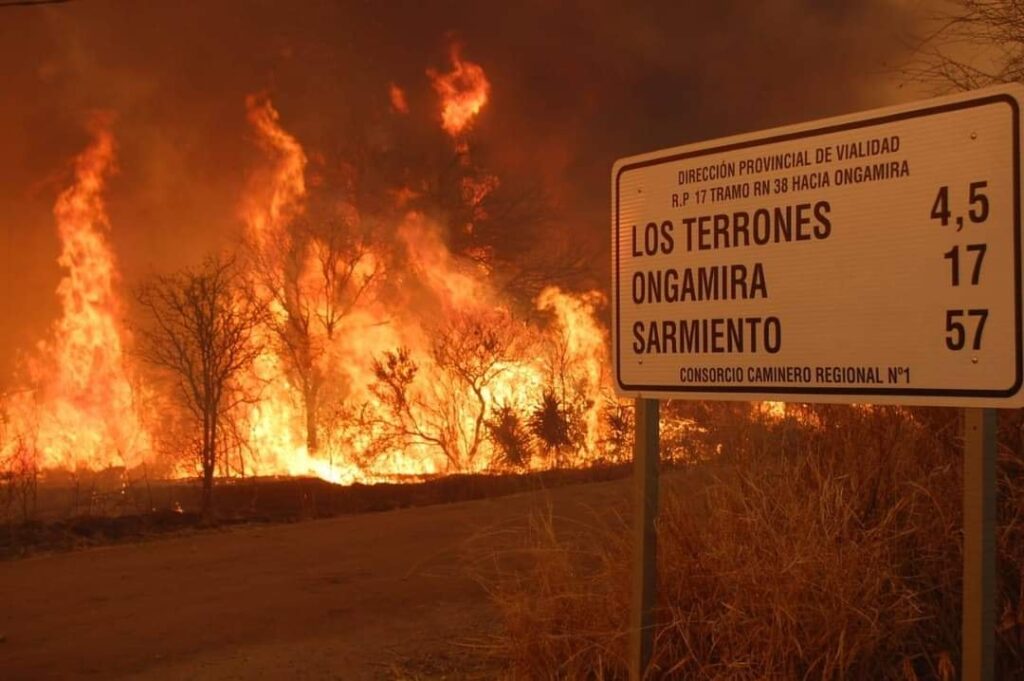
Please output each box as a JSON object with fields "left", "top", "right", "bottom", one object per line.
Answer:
{"left": 614, "top": 93, "right": 1022, "bottom": 398}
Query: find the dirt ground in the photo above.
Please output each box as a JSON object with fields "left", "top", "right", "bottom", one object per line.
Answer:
{"left": 0, "top": 477, "right": 628, "bottom": 680}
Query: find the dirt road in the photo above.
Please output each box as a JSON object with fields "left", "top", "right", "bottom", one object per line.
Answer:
{"left": 0, "top": 478, "right": 627, "bottom": 680}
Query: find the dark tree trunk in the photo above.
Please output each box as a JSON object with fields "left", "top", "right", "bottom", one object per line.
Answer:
{"left": 200, "top": 461, "right": 214, "bottom": 522}
{"left": 201, "top": 419, "right": 216, "bottom": 523}
{"left": 305, "top": 389, "right": 319, "bottom": 454}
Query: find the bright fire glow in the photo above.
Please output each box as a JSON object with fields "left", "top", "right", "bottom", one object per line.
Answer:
{"left": 242, "top": 93, "right": 307, "bottom": 252}
{"left": 4, "top": 114, "right": 150, "bottom": 472}
{"left": 3, "top": 56, "right": 621, "bottom": 488}
{"left": 428, "top": 45, "right": 491, "bottom": 136}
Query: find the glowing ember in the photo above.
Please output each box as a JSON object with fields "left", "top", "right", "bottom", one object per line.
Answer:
{"left": 389, "top": 83, "right": 409, "bottom": 114}
{"left": 460, "top": 173, "right": 501, "bottom": 228}
{"left": 428, "top": 45, "right": 491, "bottom": 136}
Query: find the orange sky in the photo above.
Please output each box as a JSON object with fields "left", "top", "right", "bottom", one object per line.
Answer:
{"left": 0, "top": 0, "right": 925, "bottom": 384}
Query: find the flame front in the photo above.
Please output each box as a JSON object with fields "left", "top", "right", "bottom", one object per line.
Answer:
{"left": 242, "top": 94, "right": 308, "bottom": 251}
{"left": 4, "top": 115, "right": 150, "bottom": 472}
{"left": 3, "top": 54, "right": 621, "bottom": 487}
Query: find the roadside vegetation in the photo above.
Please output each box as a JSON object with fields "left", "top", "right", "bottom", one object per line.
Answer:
{"left": 480, "top": 404, "right": 1024, "bottom": 679}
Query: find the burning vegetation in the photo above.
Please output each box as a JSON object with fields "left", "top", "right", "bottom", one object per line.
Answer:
{"left": 3, "top": 113, "right": 150, "bottom": 474}
{"left": 4, "top": 5, "right": 1024, "bottom": 679}
{"left": 428, "top": 44, "right": 492, "bottom": 138}
{"left": 0, "top": 47, "right": 619, "bottom": 517}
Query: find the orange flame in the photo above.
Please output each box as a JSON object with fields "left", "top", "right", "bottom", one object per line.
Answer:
{"left": 536, "top": 287, "right": 611, "bottom": 457}
{"left": 389, "top": 83, "right": 409, "bottom": 114}
{"left": 242, "top": 93, "right": 307, "bottom": 253}
{"left": 4, "top": 67, "right": 619, "bottom": 488}
{"left": 238, "top": 94, "right": 335, "bottom": 480}
{"left": 5, "top": 115, "right": 150, "bottom": 471}
{"left": 428, "top": 45, "right": 491, "bottom": 137}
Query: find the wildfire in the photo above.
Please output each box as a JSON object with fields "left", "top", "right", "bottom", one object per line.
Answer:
{"left": 242, "top": 93, "right": 308, "bottom": 252}
{"left": 3, "top": 49, "right": 621, "bottom": 489}
{"left": 237, "top": 94, "right": 363, "bottom": 483}
{"left": 4, "top": 114, "right": 150, "bottom": 472}
{"left": 428, "top": 45, "right": 491, "bottom": 137}
{"left": 536, "top": 288, "right": 609, "bottom": 455}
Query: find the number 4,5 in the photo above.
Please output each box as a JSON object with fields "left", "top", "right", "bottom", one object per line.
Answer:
{"left": 931, "top": 181, "right": 990, "bottom": 229}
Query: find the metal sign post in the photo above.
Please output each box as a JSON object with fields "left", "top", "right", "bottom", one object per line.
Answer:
{"left": 629, "top": 397, "right": 659, "bottom": 680}
{"left": 611, "top": 85, "right": 1022, "bottom": 680}
{"left": 963, "top": 408, "right": 997, "bottom": 681}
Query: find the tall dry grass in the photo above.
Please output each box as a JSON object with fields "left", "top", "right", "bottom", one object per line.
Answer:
{"left": 480, "top": 406, "right": 1024, "bottom": 679}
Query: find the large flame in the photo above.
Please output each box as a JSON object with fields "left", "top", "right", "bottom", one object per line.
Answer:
{"left": 4, "top": 115, "right": 150, "bottom": 472}
{"left": 242, "top": 93, "right": 308, "bottom": 252}
{"left": 4, "top": 56, "right": 620, "bottom": 488}
{"left": 428, "top": 45, "right": 491, "bottom": 137}
{"left": 230, "top": 93, "right": 612, "bottom": 480}
{"left": 237, "top": 94, "right": 363, "bottom": 483}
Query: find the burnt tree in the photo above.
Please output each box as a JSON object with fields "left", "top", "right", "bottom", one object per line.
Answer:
{"left": 911, "top": 1, "right": 1024, "bottom": 89}
{"left": 136, "top": 256, "right": 264, "bottom": 519}
{"left": 369, "top": 310, "right": 524, "bottom": 472}
{"left": 250, "top": 216, "right": 376, "bottom": 456}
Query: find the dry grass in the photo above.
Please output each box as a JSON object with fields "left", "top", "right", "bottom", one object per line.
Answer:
{"left": 480, "top": 406, "right": 1024, "bottom": 679}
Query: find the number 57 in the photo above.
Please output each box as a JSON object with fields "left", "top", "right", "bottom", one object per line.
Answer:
{"left": 946, "top": 309, "right": 988, "bottom": 350}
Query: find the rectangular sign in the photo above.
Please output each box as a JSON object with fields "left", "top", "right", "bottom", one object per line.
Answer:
{"left": 612, "top": 85, "right": 1024, "bottom": 406}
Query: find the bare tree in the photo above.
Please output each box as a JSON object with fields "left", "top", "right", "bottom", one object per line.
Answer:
{"left": 907, "top": 1, "right": 1024, "bottom": 463}
{"left": 136, "top": 255, "right": 265, "bottom": 520}
{"left": 416, "top": 146, "right": 593, "bottom": 302}
{"left": 369, "top": 310, "right": 524, "bottom": 472}
{"left": 910, "top": 1, "right": 1024, "bottom": 89}
{"left": 532, "top": 318, "right": 601, "bottom": 467}
{"left": 249, "top": 216, "right": 377, "bottom": 455}
{"left": 529, "top": 390, "right": 581, "bottom": 468}
{"left": 487, "top": 402, "right": 534, "bottom": 470}
{"left": 0, "top": 405, "right": 38, "bottom": 526}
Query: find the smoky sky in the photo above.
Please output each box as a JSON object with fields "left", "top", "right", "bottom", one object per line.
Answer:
{"left": 0, "top": 0, "right": 923, "bottom": 384}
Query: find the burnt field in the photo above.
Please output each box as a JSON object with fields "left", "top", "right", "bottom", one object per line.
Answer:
{"left": 0, "top": 464, "right": 630, "bottom": 559}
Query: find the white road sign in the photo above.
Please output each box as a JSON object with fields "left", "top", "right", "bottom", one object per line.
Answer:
{"left": 612, "top": 85, "right": 1024, "bottom": 406}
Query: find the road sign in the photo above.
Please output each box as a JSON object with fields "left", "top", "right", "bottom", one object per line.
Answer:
{"left": 612, "top": 85, "right": 1024, "bottom": 406}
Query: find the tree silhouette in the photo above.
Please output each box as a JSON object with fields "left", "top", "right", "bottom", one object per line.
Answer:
{"left": 136, "top": 256, "right": 265, "bottom": 520}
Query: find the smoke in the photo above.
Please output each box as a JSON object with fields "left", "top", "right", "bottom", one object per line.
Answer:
{"left": 0, "top": 0, "right": 921, "bottom": 383}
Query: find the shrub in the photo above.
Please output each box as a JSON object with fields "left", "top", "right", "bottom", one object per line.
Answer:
{"left": 488, "top": 403, "right": 534, "bottom": 471}
{"left": 484, "top": 406, "right": 1024, "bottom": 679}
{"left": 530, "top": 391, "right": 585, "bottom": 466}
